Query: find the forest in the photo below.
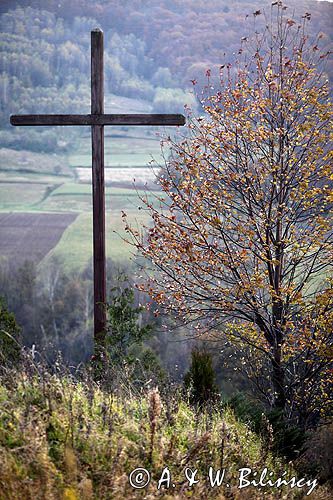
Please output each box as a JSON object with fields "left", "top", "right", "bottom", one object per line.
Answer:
{"left": 1, "top": 0, "right": 332, "bottom": 151}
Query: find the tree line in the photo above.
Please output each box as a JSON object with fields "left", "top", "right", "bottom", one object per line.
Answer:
{"left": 2, "top": 1, "right": 332, "bottom": 153}
{"left": 0, "top": 6, "right": 196, "bottom": 152}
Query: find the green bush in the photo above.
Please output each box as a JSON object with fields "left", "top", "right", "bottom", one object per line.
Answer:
{"left": 93, "top": 275, "right": 165, "bottom": 386}
{"left": 184, "top": 348, "right": 219, "bottom": 407}
{"left": 227, "top": 392, "right": 308, "bottom": 460}
{"left": 267, "top": 408, "right": 308, "bottom": 460}
{"left": 104, "top": 274, "right": 152, "bottom": 365}
{"left": 226, "top": 392, "right": 264, "bottom": 433}
{"left": 0, "top": 297, "right": 21, "bottom": 368}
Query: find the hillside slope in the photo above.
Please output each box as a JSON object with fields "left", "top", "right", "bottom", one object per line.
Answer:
{"left": 0, "top": 365, "right": 330, "bottom": 499}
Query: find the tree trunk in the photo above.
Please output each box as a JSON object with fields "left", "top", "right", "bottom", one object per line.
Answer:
{"left": 271, "top": 347, "right": 286, "bottom": 410}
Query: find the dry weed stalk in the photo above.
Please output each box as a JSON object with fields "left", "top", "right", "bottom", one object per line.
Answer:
{"left": 181, "top": 431, "right": 211, "bottom": 466}
{"left": 148, "top": 387, "right": 162, "bottom": 464}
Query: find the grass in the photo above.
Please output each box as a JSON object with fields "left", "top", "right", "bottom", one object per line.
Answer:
{"left": 1, "top": 358, "right": 327, "bottom": 499}
{"left": 40, "top": 209, "right": 151, "bottom": 272}
{"left": 0, "top": 183, "right": 50, "bottom": 209}
{"left": 68, "top": 132, "right": 164, "bottom": 169}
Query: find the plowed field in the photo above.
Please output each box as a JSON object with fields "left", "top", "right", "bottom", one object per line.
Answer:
{"left": 0, "top": 212, "right": 77, "bottom": 267}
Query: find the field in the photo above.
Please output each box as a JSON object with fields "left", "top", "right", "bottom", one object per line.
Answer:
{"left": 0, "top": 147, "right": 70, "bottom": 176}
{"left": 0, "top": 101, "right": 169, "bottom": 271}
{"left": 0, "top": 172, "right": 159, "bottom": 270}
{"left": 75, "top": 166, "right": 157, "bottom": 186}
{"left": 40, "top": 209, "right": 152, "bottom": 272}
{"left": 0, "top": 212, "right": 78, "bottom": 267}
{"left": 0, "top": 182, "right": 51, "bottom": 208}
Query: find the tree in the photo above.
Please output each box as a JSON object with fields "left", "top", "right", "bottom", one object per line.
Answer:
{"left": 126, "top": 5, "right": 332, "bottom": 420}
{"left": 184, "top": 348, "right": 218, "bottom": 407}
{"left": 104, "top": 274, "right": 152, "bottom": 365}
{"left": 285, "top": 280, "right": 333, "bottom": 427}
{"left": 91, "top": 274, "right": 164, "bottom": 385}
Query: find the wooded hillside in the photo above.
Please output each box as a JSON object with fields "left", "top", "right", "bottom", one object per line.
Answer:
{"left": 1, "top": 1, "right": 332, "bottom": 151}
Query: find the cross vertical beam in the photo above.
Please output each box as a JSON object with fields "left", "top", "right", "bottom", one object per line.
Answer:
{"left": 91, "top": 28, "right": 106, "bottom": 349}
{"left": 10, "top": 27, "right": 186, "bottom": 366}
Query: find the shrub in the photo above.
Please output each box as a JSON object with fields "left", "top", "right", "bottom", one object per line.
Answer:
{"left": 104, "top": 274, "right": 152, "bottom": 365}
{"left": 184, "top": 348, "right": 218, "bottom": 407}
{"left": 296, "top": 423, "right": 333, "bottom": 484}
{"left": 227, "top": 393, "right": 308, "bottom": 460}
{"left": 0, "top": 297, "right": 21, "bottom": 368}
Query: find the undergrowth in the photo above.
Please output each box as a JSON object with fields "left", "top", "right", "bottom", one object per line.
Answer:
{"left": 0, "top": 352, "right": 330, "bottom": 499}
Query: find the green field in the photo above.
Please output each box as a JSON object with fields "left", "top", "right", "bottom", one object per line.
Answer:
{"left": 37, "top": 182, "right": 159, "bottom": 211}
{"left": 0, "top": 174, "right": 159, "bottom": 270}
{"left": 68, "top": 129, "right": 164, "bottom": 168}
{"left": 0, "top": 182, "right": 50, "bottom": 208}
{"left": 49, "top": 183, "right": 160, "bottom": 200}
{"left": 40, "top": 209, "right": 151, "bottom": 272}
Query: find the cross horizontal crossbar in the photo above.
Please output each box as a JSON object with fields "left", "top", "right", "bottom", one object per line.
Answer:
{"left": 10, "top": 114, "right": 185, "bottom": 126}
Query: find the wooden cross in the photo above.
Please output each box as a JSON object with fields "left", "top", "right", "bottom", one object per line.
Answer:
{"left": 10, "top": 28, "right": 185, "bottom": 352}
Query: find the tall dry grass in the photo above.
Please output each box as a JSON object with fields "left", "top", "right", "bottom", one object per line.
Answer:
{"left": 0, "top": 350, "right": 330, "bottom": 499}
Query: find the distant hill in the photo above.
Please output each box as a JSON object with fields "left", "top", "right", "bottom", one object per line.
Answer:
{"left": 1, "top": 1, "right": 332, "bottom": 86}
{"left": 1, "top": 1, "right": 332, "bottom": 152}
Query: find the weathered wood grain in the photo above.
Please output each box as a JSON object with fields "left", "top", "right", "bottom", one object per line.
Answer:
{"left": 10, "top": 114, "right": 186, "bottom": 126}
{"left": 91, "top": 28, "right": 107, "bottom": 346}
